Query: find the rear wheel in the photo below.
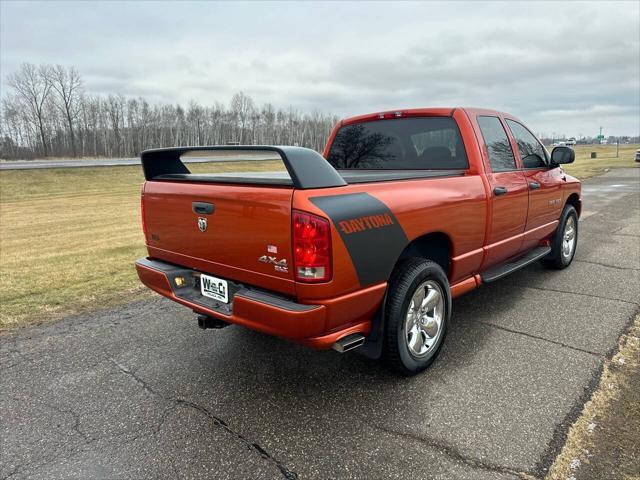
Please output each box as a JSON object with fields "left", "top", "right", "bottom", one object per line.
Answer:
{"left": 542, "top": 205, "right": 578, "bottom": 269}
{"left": 382, "top": 258, "right": 451, "bottom": 375}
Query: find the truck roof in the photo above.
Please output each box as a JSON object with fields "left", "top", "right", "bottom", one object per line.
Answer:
{"left": 339, "top": 107, "right": 512, "bottom": 126}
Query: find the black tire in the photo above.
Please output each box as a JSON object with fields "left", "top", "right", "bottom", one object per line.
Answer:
{"left": 542, "top": 205, "right": 578, "bottom": 270}
{"left": 382, "top": 258, "right": 451, "bottom": 375}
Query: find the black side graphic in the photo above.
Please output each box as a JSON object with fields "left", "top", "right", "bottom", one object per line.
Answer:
{"left": 310, "top": 193, "right": 408, "bottom": 287}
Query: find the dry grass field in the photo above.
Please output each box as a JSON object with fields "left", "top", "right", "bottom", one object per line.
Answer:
{"left": 0, "top": 165, "right": 147, "bottom": 329}
{"left": 561, "top": 143, "right": 639, "bottom": 179}
{"left": 0, "top": 146, "right": 637, "bottom": 330}
{"left": 0, "top": 160, "right": 283, "bottom": 329}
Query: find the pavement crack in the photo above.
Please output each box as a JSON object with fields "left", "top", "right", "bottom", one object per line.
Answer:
{"left": 524, "top": 285, "right": 638, "bottom": 306}
{"left": 155, "top": 403, "right": 178, "bottom": 434}
{"left": 9, "top": 395, "right": 96, "bottom": 445}
{"left": 174, "top": 399, "right": 298, "bottom": 480}
{"left": 575, "top": 259, "right": 640, "bottom": 271}
{"left": 0, "top": 432, "right": 89, "bottom": 480}
{"left": 109, "top": 358, "right": 298, "bottom": 480}
{"left": 1, "top": 465, "right": 21, "bottom": 480}
{"left": 49, "top": 404, "right": 94, "bottom": 444}
{"left": 109, "top": 358, "right": 159, "bottom": 396}
{"left": 478, "top": 321, "right": 603, "bottom": 357}
{"left": 369, "top": 424, "right": 538, "bottom": 479}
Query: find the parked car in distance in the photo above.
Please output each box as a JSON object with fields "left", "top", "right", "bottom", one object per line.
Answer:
{"left": 136, "top": 107, "right": 581, "bottom": 375}
{"left": 635, "top": 149, "right": 640, "bottom": 162}
{"left": 565, "top": 138, "right": 576, "bottom": 146}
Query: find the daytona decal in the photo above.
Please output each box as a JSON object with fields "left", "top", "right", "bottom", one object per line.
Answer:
{"left": 338, "top": 213, "right": 395, "bottom": 234}
{"left": 310, "top": 193, "right": 408, "bottom": 287}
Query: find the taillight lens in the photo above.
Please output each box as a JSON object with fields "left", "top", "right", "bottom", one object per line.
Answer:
{"left": 293, "top": 210, "right": 332, "bottom": 282}
{"left": 140, "top": 188, "right": 148, "bottom": 242}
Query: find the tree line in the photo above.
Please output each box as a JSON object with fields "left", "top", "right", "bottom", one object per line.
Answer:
{"left": 0, "top": 63, "right": 339, "bottom": 159}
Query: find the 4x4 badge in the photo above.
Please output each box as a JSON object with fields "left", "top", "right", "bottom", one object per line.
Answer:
{"left": 259, "top": 255, "right": 288, "bottom": 272}
{"left": 198, "top": 217, "right": 207, "bottom": 232}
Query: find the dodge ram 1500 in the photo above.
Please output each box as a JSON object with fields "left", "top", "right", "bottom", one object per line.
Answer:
{"left": 135, "top": 107, "right": 581, "bottom": 374}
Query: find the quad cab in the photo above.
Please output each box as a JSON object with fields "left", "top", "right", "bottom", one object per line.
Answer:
{"left": 136, "top": 107, "right": 581, "bottom": 375}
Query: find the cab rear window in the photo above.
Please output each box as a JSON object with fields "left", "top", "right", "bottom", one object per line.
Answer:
{"left": 326, "top": 117, "right": 469, "bottom": 170}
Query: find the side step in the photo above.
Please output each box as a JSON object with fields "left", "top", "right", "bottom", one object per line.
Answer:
{"left": 332, "top": 334, "right": 365, "bottom": 353}
{"left": 481, "top": 246, "right": 551, "bottom": 283}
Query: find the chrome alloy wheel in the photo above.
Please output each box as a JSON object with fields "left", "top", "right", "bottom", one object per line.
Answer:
{"left": 562, "top": 216, "right": 576, "bottom": 261}
{"left": 404, "top": 280, "right": 445, "bottom": 358}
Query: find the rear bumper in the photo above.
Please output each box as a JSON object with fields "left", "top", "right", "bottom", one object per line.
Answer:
{"left": 135, "top": 258, "right": 376, "bottom": 349}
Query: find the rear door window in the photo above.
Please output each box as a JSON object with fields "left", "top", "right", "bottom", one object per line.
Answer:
{"left": 477, "top": 116, "right": 517, "bottom": 172}
{"left": 505, "top": 119, "right": 548, "bottom": 169}
{"left": 326, "top": 117, "right": 468, "bottom": 170}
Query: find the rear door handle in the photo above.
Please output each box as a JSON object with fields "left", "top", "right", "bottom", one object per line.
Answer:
{"left": 529, "top": 181, "right": 540, "bottom": 190}
{"left": 493, "top": 186, "right": 508, "bottom": 196}
{"left": 192, "top": 202, "right": 214, "bottom": 215}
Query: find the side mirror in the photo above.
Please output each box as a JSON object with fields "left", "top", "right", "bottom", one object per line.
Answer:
{"left": 551, "top": 146, "right": 575, "bottom": 165}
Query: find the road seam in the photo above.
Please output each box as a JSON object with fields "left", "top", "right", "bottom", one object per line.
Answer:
{"left": 575, "top": 259, "right": 640, "bottom": 271}
{"left": 611, "top": 224, "right": 640, "bottom": 236}
{"left": 477, "top": 321, "right": 603, "bottom": 357}
{"left": 523, "top": 285, "right": 639, "bottom": 306}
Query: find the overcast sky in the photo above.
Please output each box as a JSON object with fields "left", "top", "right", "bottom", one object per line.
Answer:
{"left": 1, "top": 1, "right": 638, "bottom": 137}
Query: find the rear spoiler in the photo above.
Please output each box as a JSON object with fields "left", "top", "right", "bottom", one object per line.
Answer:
{"left": 140, "top": 146, "right": 347, "bottom": 190}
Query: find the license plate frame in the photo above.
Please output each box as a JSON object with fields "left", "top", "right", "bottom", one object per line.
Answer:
{"left": 200, "top": 273, "right": 229, "bottom": 303}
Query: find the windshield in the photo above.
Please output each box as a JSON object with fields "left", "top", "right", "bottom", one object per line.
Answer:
{"left": 326, "top": 117, "right": 468, "bottom": 170}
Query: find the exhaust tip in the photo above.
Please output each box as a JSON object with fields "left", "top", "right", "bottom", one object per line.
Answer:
{"left": 332, "top": 333, "right": 365, "bottom": 353}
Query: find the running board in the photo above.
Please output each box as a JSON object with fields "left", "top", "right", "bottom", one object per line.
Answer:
{"left": 481, "top": 246, "right": 551, "bottom": 283}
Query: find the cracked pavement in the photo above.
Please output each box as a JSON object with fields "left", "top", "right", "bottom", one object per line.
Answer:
{"left": 1, "top": 168, "right": 639, "bottom": 480}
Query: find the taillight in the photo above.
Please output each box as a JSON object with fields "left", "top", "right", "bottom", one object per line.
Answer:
{"left": 140, "top": 188, "right": 148, "bottom": 242}
{"left": 293, "top": 210, "right": 332, "bottom": 282}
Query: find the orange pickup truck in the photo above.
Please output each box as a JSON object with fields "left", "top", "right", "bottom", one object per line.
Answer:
{"left": 135, "top": 107, "right": 581, "bottom": 374}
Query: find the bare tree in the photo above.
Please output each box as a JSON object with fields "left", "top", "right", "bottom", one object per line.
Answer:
{"left": 7, "top": 63, "right": 54, "bottom": 156}
{"left": 1, "top": 63, "right": 340, "bottom": 160}
{"left": 230, "top": 92, "right": 255, "bottom": 144}
{"left": 106, "top": 94, "right": 125, "bottom": 157}
{"left": 50, "top": 65, "right": 83, "bottom": 157}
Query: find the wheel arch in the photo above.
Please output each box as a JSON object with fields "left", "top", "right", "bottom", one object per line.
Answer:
{"left": 359, "top": 232, "right": 453, "bottom": 361}
{"left": 395, "top": 232, "right": 453, "bottom": 279}
{"left": 565, "top": 192, "right": 581, "bottom": 217}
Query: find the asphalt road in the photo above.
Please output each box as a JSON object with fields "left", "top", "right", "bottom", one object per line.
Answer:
{"left": 1, "top": 169, "right": 639, "bottom": 480}
{"left": 0, "top": 158, "right": 142, "bottom": 170}
{"left": 0, "top": 155, "right": 276, "bottom": 170}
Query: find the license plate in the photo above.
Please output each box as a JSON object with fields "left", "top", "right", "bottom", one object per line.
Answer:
{"left": 200, "top": 274, "right": 229, "bottom": 303}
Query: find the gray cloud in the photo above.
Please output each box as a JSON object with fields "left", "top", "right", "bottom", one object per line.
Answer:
{"left": 1, "top": 0, "right": 638, "bottom": 135}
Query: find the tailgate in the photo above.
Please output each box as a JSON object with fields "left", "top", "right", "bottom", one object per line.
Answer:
{"left": 139, "top": 146, "right": 347, "bottom": 296}
{"left": 143, "top": 180, "right": 295, "bottom": 295}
